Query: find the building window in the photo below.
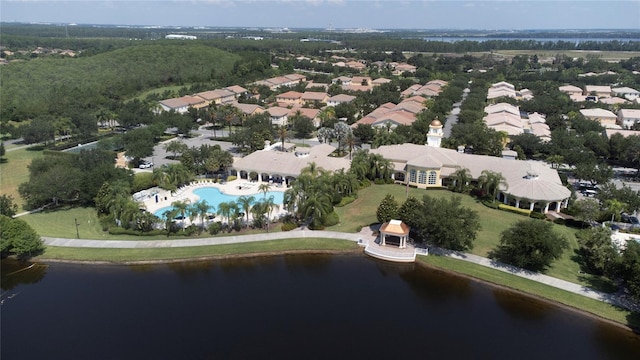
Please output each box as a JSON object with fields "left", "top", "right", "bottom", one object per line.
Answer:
{"left": 428, "top": 171, "right": 437, "bottom": 185}
{"left": 409, "top": 169, "right": 416, "bottom": 183}
{"left": 418, "top": 170, "right": 427, "bottom": 184}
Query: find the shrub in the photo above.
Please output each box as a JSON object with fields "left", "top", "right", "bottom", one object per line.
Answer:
{"left": 482, "top": 200, "right": 500, "bottom": 209}
{"left": 336, "top": 195, "right": 356, "bottom": 207}
{"left": 281, "top": 222, "right": 298, "bottom": 231}
{"left": 208, "top": 222, "right": 222, "bottom": 235}
{"left": 498, "top": 204, "right": 532, "bottom": 216}
{"left": 132, "top": 172, "right": 155, "bottom": 193}
{"left": 530, "top": 211, "right": 547, "bottom": 219}
{"left": 226, "top": 175, "right": 237, "bottom": 182}
{"left": 324, "top": 211, "right": 340, "bottom": 227}
{"left": 184, "top": 224, "right": 200, "bottom": 236}
{"left": 108, "top": 227, "right": 164, "bottom": 236}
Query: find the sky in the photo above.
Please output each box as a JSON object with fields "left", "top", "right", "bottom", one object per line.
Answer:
{"left": 1, "top": 0, "right": 639, "bottom": 30}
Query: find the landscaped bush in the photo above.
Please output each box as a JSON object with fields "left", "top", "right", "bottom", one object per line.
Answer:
{"left": 281, "top": 222, "right": 298, "bottom": 231}
{"left": 108, "top": 227, "right": 165, "bottom": 236}
{"left": 184, "top": 224, "right": 200, "bottom": 236}
{"left": 336, "top": 195, "right": 357, "bottom": 207}
{"left": 208, "top": 221, "right": 222, "bottom": 235}
{"left": 530, "top": 211, "right": 547, "bottom": 219}
{"left": 481, "top": 200, "right": 500, "bottom": 209}
{"left": 226, "top": 175, "right": 237, "bottom": 182}
{"left": 132, "top": 172, "right": 155, "bottom": 193}
{"left": 498, "top": 204, "right": 532, "bottom": 216}
{"left": 324, "top": 211, "right": 340, "bottom": 227}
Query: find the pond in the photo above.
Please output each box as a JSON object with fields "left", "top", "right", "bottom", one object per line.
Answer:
{"left": 2, "top": 255, "right": 639, "bottom": 359}
{"left": 154, "top": 187, "right": 285, "bottom": 218}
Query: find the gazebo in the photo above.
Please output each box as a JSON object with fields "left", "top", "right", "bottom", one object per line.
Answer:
{"left": 379, "top": 220, "right": 410, "bottom": 249}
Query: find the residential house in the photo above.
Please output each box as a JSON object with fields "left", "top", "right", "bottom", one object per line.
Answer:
{"left": 618, "top": 109, "right": 640, "bottom": 129}
{"left": 266, "top": 106, "right": 290, "bottom": 126}
{"left": 558, "top": 85, "right": 583, "bottom": 96}
{"left": 345, "top": 60, "right": 367, "bottom": 72}
{"left": 585, "top": 85, "right": 612, "bottom": 98}
{"left": 353, "top": 97, "right": 426, "bottom": 129}
{"left": 392, "top": 63, "right": 417, "bottom": 75}
{"left": 289, "top": 108, "right": 320, "bottom": 127}
{"left": 483, "top": 103, "right": 551, "bottom": 142}
{"left": 223, "top": 85, "right": 249, "bottom": 99}
{"left": 372, "top": 78, "right": 392, "bottom": 86}
{"left": 276, "top": 91, "right": 303, "bottom": 106}
{"left": 158, "top": 96, "right": 206, "bottom": 113}
{"left": 580, "top": 108, "right": 618, "bottom": 128}
{"left": 613, "top": 87, "right": 640, "bottom": 101}
{"left": 327, "top": 94, "right": 357, "bottom": 107}
{"left": 401, "top": 80, "right": 448, "bottom": 98}
{"left": 232, "top": 102, "right": 264, "bottom": 117}
{"left": 300, "top": 91, "right": 329, "bottom": 105}
{"left": 197, "top": 89, "right": 236, "bottom": 105}
{"left": 605, "top": 128, "right": 640, "bottom": 139}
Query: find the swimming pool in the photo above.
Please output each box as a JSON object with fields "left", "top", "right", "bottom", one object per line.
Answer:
{"left": 154, "top": 187, "right": 285, "bottom": 218}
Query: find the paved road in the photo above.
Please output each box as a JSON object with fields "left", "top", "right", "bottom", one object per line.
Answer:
{"left": 443, "top": 88, "right": 469, "bottom": 138}
{"left": 42, "top": 228, "right": 636, "bottom": 312}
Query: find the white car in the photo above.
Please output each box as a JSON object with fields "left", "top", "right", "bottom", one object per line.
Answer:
{"left": 139, "top": 161, "right": 153, "bottom": 169}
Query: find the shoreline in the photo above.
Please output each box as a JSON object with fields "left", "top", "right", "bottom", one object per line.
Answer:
{"left": 32, "top": 248, "right": 639, "bottom": 334}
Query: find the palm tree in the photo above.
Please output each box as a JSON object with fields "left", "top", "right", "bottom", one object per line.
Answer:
{"left": 258, "top": 183, "right": 271, "bottom": 198}
{"left": 302, "top": 191, "right": 333, "bottom": 228}
{"left": 162, "top": 208, "right": 180, "bottom": 236}
{"left": 217, "top": 201, "right": 232, "bottom": 226}
{"left": 262, "top": 195, "right": 280, "bottom": 232}
{"left": 345, "top": 132, "right": 357, "bottom": 159}
{"left": 195, "top": 200, "right": 212, "bottom": 229}
{"left": 236, "top": 195, "right": 256, "bottom": 227}
{"left": 171, "top": 199, "right": 190, "bottom": 230}
{"left": 277, "top": 125, "right": 288, "bottom": 151}
{"left": 478, "top": 170, "right": 508, "bottom": 202}
{"left": 450, "top": 167, "right": 472, "bottom": 193}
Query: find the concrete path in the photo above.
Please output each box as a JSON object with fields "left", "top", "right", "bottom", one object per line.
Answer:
{"left": 42, "top": 228, "right": 375, "bottom": 249}
{"left": 430, "top": 247, "right": 637, "bottom": 312}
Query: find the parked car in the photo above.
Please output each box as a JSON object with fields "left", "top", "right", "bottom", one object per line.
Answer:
{"left": 139, "top": 160, "right": 153, "bottom": 169}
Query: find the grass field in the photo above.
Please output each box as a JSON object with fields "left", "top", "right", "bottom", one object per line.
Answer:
{"left": 329, "top": 184, "right": 599, "bottom": 289}
{"left": 418, "top": 255, "right": 638, "bottom": 330}
{"left": 473, "top": 49, "right": 640, "bottom": 62}
{"left": 38, "top": 238, "right": 360, "bottom": 262}
{"left": 0, "top": 147, "right": 43, "bottom": 211}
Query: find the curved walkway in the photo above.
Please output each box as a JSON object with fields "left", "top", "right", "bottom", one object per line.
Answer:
{"left": 42, "top": 230, "right": 636, "bottom": 312}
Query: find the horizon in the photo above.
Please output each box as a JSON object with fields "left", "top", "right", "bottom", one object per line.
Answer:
{"left": 1, "top": 1, "right": 639, "bottom": 31}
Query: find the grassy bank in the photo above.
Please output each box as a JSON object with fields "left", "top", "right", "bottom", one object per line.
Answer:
{"left": 330, "top": 184, "right": 587, "bottom": 286}
{"left": 37, "top": 238, "right": 360, "bottom": 262}
{"left": 418, "top": 255, "right": 639, "bottom": 330}
{"left": 0, "top": 147, "right": 43, "bottom": 211}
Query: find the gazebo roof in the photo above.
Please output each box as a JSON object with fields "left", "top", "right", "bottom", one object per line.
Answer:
{"left": 380, "top": 220, "right": 410, "bottom": 236}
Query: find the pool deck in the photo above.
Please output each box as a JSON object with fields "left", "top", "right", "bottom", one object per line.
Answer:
{"left": 142, "top": 179, "right": 288, "bottom": 219}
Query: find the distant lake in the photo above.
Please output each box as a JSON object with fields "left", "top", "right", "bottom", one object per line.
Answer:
{"left": 422, "top": 37, "right": 639, "bottom": 43}
{"left": 2, "top": 255, "right": 639, "bottom": 359}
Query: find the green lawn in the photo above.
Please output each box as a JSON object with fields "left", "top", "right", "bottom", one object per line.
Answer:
{"left": 130, "top": 85, "right": 184, "bottom": 102}
{"left": 0, "top": 147, "right": 43, "bottom": 211}
{"left": 329, "top": 184, "right": 599, "bottom": 290}
{"left": 419, "top": 255, "right": 638, "bottom": 329}
{"left": 38, "top": 238, "right": 360, "bottom": 262}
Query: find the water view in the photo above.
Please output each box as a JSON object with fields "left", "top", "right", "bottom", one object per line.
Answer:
{"left": 2, "top": 255, "right": 639, "bottom": 359}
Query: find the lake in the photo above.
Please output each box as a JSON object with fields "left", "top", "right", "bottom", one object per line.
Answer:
{"left": 2, "top": 255, "right": 639, "bottom": 359}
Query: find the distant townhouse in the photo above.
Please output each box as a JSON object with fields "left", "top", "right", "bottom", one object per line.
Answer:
{"left": 253, "top": 73, "right": 307, "bottom": 90}
{"left": 158, "top": 96, "right": 206, "bottom": 113}
{"left": 353, "top": 97, "right": 426, "bottom": 129}
{"left": 599, "top": 97, "right": 628, "bottom": 105}
{"left": 392, "top": 63, "right": 417, "bottom": 75}
{"left": 266, "top": 106, "right": 290, "bottom": 126}
{"left": 401, "top": 80, "right": 448, "bottom": 98}
{"left": 613, "top": 87, "right": 640, "bottom": 101}
{"left": 618, "top": 109, "right": 640, "bottom": 129}
{"left": 289, "top": 108, "right": 320, "bottom": 127}
{"left": 483, "top": 103, "right": 551, "bottom": 141}
{"left": 487, "top": 81, "right": 533, "bottom": 101}
{"left": 372, "top": 78, "right": 392, "bottom": 86}
{"left": 345, "top": 60, "right": 367, "bottom": 72}
{"left": 327, "top": 94, "right": 357, "bottom": 107}
{"left": 276, "top": 91, "right": 303, "bottom": 106}
{"left": 585, "top": 85, "right": 612, "bottom": 98}
{"left": 197, "top": 89, "right": 236, "bottom": 105}
{"left": 232, "top": 102, "right": 264, "bottom": 117}
{"left": 223, "top": 85, "right": 249, "bottom": 99}
{"left": 580, "top": 108, "right": 618, "bottom": 128}
{"left": 605, "top": 128, "right": 640, "bottom": 139}
{"left": 300, "top": 91, "right": 329, "bottom": 105}
{"left": 558, "top": 85, "right": 583, "bottom": 96}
